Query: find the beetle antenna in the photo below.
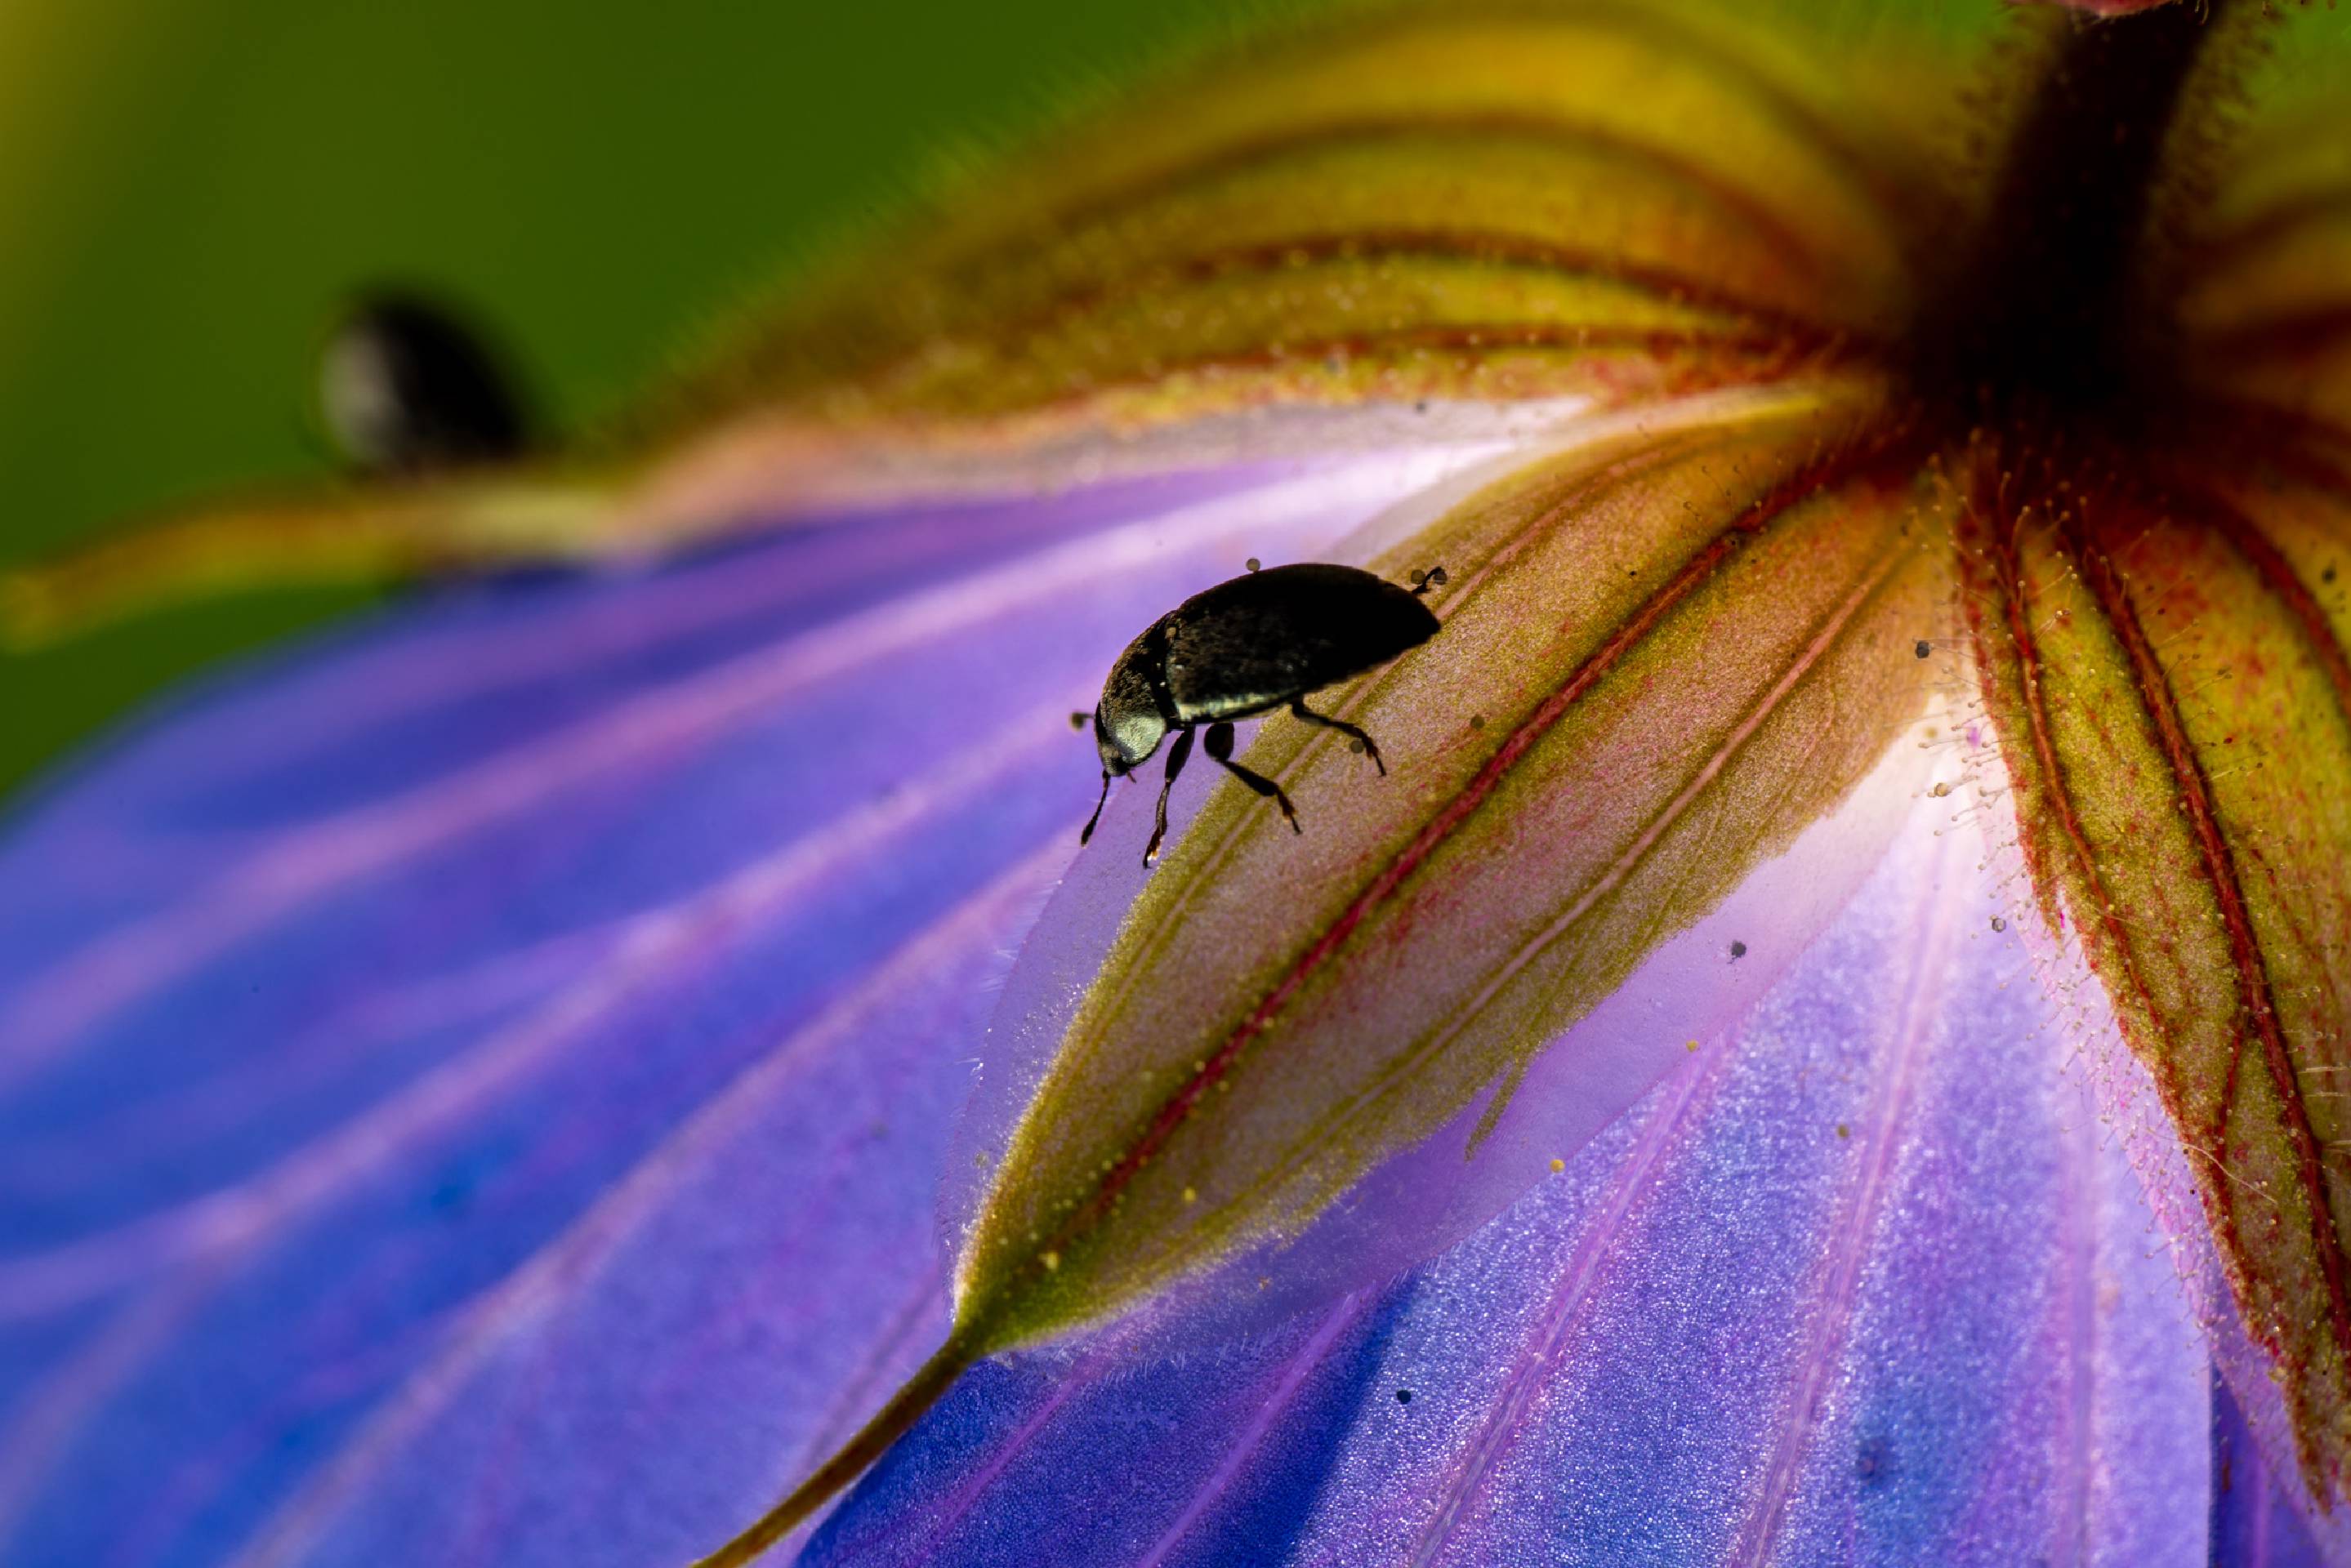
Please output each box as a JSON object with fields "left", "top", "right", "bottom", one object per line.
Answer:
{"left": 1410, "top": 564, "right": 1448, "bottom": 597}
{"left": 1078, "top": 768, "right": 1112, "bottom": 845}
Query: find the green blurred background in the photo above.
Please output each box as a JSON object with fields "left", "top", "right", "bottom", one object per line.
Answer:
{"left": 0, "top": 0, "right": 1248, "bottom": 804}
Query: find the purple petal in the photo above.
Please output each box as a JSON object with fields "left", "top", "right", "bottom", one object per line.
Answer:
{"left": 0, "top": 443, "right": 1519, "bottom": 1567}
{"left": 808, "top": 792, "right": 2218, "bottom": 1566}
{"left": 2052, "top": 913, "right": 2351, "bottom": 1567}
{"left": 2213, "top": 1372, "right": 2332, "bottom": 1568}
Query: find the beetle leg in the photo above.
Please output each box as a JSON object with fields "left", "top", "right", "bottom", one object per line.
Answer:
{"left": 1144, "top": 726, "right": 1195, "bottom": 866}
{"left": 1203, "top": 720, "right": 1300, "bottom": 834}
{"left": 1078, "top": 768, "right": 1112, "bottom": 846}
{"left": 1287, "top": 697, "right": 1385, "bottom": 775}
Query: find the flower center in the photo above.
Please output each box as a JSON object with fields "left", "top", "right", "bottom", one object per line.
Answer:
{"left": 1913, "top": 2, "right": 2229, "bottom": 421}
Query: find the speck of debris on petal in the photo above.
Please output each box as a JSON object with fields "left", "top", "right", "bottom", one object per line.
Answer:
{"left": 1914, "top": 639, "right": 1932, "bottom": 659}
{"left": 1395, "top": 1388, "right": 1414, "bottom": 1405}
{"left": 1992, "top": 915, "right": 2007, "bottom": 933}
{"left": 1549, "top": 1156, "right": 1566, "bottom": 1173}
{"left": 1729, "top": 940, "right": 1748, "bottom": 960}
{"left": 1686, "top": 1038, "right": 1700, "bottom": 1052}
{"left": 1836, "top": 1123, "right": 1850, "bottom": 1139}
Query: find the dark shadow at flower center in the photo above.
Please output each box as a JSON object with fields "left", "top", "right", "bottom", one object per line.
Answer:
{"left": 1911, "top": 1, "right": 2230, "bottom": 426}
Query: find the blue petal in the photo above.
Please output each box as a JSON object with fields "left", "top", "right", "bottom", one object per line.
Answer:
{"left": 0, "top": 448, "right": 1502, "bottom": 1567}
{"left": 806, "top": 797, "right": 2220, "bottom": 1566}
{"left": 2212, "top": 1372, "right": 2331, "bottom": 1568}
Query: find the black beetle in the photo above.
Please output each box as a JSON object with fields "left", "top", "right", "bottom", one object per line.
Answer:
{"left": 318, "top": 292, "right": 530, "bottom": 476}
{"left": 1077, "top": 560, "right": 1446, "bottom": 865}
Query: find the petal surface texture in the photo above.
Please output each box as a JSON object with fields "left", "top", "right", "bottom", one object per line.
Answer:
{"left": 812, "top": 793, "right": 2215, "bottom": 1567}
{"left": 1959, "top": 434, "right": 2351, "bottom": 1501}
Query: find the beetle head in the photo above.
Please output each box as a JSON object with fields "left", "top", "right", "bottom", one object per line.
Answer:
{"left": 1093, "top": 693, "right": 1165, "bottom": 776}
